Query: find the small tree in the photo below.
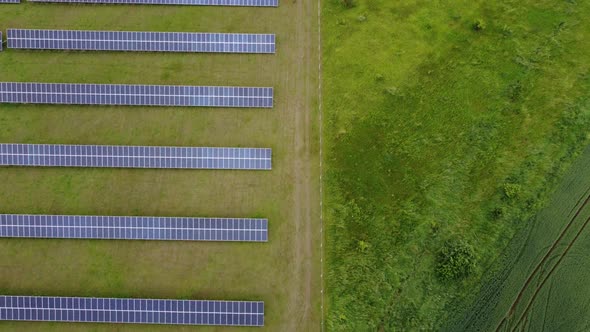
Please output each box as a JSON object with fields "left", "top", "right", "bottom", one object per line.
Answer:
{"left": 436, "top": 239, "right": 477, "bottom": 281}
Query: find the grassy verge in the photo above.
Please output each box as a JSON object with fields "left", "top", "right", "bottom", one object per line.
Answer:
{"left": 0, "top": 1, "right": 319, "bottom": 331}
{"left": 322, "top": 0, "right": 590, "bottom": 330}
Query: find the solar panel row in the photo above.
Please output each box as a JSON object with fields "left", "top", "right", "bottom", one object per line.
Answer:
{"left": 0, "top": 0, "right": 20, "bottom": 3}
{"left": 0, "top": 82, "right": 273, "bottom": 108}
{"left": 28, "top": 0, "right": 277, "bottom": 6}
{"left": 0, "top": 144, "right": 272, "bottom": 170}
{"left": 0, "top": 215, "right": 268, "bottom": 242}
{"left": 0, "top": 296, "right": 264, "bottom": 326}
{"left": 7, "top": 29, "right": 276, "bottom": 54}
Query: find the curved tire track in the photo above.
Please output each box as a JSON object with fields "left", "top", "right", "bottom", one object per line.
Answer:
{"left": 495, "top": 191, "right": 590, "bottom": 331}
{"left": 511, "top": 214, "right": 590, "bottom": 332}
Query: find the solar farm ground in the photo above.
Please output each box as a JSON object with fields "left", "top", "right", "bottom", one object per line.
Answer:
{"left": 0, "top": 1, "right": 319, "bottom": 331}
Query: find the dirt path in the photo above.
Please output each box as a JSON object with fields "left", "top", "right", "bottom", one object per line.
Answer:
{"left": 284, "top": 0, "right": 319, "bottom": 330}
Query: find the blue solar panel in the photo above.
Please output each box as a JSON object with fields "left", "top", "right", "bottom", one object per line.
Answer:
{"left": 0, "top": 0, "right": 20, "bottom": 3}
{"left": 28, "top": 0, "right": 277, "bottom": 6}
{"left": 0, "top": 144, "right": 272, "bottom": 170}
{"left": 0, "top": 214, "right": 269, "bottom": 242}
{"left": 7, "top": 29, "right": 276, "bottom": 54}
{"left": 0, "top": 296, "right": 264, "bottom": 326}
{"left": 0, "top": 82, "right": 273, "bottom": 108}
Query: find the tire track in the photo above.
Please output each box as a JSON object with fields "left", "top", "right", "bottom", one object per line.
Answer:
{"left": 539, "top": 273, "right": 555, "bottom": 332}
{"left": 495, "top": 191, "right": 590, "bottom": 331}
{"left": 568, "top": 187, "right": 590, "bottom": 217}
{"left": 511, "top": 214, "right": 590, "bottom": 332}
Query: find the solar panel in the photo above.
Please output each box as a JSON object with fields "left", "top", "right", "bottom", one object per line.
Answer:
{"left": 28, "top": 0, "right": 277, "bottom": 6}
{"left": 0, "top": 296, "right": 264, "bottom": 326}
{"left": 0, "top": 0, "right": 20, "bottom": 3}
{"left": 0, "top": 82, "right": 273, "bottom": 108}
{"left": 0, "top": 144, "right": 272, "bottom": 170}
{"left": 7, "top": 29, "right": 276, "bottom": 54}
{"left": 0, "top": 214, "right": 269, "bottom": 242}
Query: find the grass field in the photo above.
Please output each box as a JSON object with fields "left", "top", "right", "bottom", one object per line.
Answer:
{"left": 446, "top": 145, "right": 590, "bottom": 332}
{"left": 322, "top": 0, "right": 590, "bottom": 330}
{"left": 0, "top": 1, "right": 320, "bottom": 331}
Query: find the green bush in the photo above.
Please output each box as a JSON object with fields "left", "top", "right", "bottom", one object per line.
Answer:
{"left": 503, "top": 183, "right": 522, "bottom": 200}
{"left": 436, "top": 240, "right": 477, "bottom": 281}
{"left": 340, "top": 0, "right": 354, "bottom": 9}
{"left": 472, "top": 19, "right": 486, "bottom": 31}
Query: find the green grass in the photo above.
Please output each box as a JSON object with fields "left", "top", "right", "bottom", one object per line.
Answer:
{"left": 446, "top": 146, "right": 590, "bottom": 332}
{"left": 322, "top": 0, "right": 590, "bottom": 330}
{"left": 0, "top": 2, "right": 319, "bottom": 331}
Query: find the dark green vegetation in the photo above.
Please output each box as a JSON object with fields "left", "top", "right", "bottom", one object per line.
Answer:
{"left": 0, "top": 1, "right": 319, "bottom": 331}
{"left": 447, "top": 145, "right": 590, "bottom": 332}
{"left": 323, "top": 0, "right": 590, "bottom": 330}
{"left": 435, "top": 239, "right": 476, "bottom": 282}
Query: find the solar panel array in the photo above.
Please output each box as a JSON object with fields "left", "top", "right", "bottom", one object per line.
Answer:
{"left": 3, "top": 0, "right": 275, "bottom": 322}
{"left": 0, "top": 214, "right": 268, "bottom": 242}
{"left": 0, "top": 82, "right": 273, "bottom": 108}
{"left": 0, "top": 296, "right": 264, "bottom": 326}
{"left": 7, "top": 29, "right": 276, "bottom": 54}
{"left": 28, "top": 0, "right": 277, "bottom": 6}
{"left": 0, "top": 144, "right": 272, "bottom": 170}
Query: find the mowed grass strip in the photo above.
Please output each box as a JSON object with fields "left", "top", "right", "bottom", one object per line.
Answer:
{"left": 323, "top": 0, "right": 590, "bottom": 330}
{"left": 0, "top": 1, "right": 319, "bottom": 331}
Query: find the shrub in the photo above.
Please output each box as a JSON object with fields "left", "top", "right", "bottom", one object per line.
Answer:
{"left": 472, "top": 19, "right": 486, "bottom": 31}
{"left": 503, "top": 183, "right": 522, "bottom": 200}
{"left": 385, "top": 86, "right": 402, "bottom": 97}
{"left": 357, "top": 240, "right": 370, "bottom": 252}
{"left": 340, "top": 0, "right": 354, "bottom": 8}
{"left": 490, "top": 206, "right": 506, "bottom": 220}
{"left": 507, "top": 81, "right": 523, "bottom": 102}
{"left": 436, "top": 239, "right": 477, "bottom": 281}
{"left": 501, "top": 24, "right": 513, "bottom": 36}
